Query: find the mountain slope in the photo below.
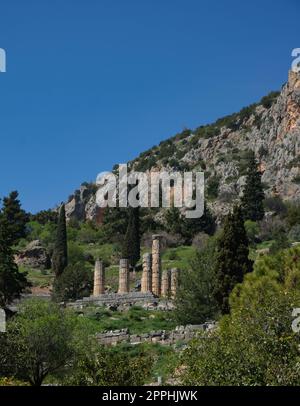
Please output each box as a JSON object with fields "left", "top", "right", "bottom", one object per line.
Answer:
{"left": 65, "top": 70, "right": 300, "bottom": 222}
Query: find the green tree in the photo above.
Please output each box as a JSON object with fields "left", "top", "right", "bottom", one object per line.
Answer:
{"left": 182, "top": 287, "right": 300, "bottom": 386}
{"left": 30, "top": 209, "right": 58, "bottom": 225}
{"left": 52, "top": 204, "right": 68, "bottom": 277}
{"left": 244, "top": 220, "right": 259, "bottom": 246}
{"left": 101, "top": 207, "right": 128, "bottom": 243}
{"left": 122, "top": 207, "right": 140, "bottom": 269}
{"left": 0, "top": 223, "right": 29, "bottom": 307}
{"left": 65, "top": 343, "right": 153, "bottom": 386}
{"left": 175, "top": 239, "right": 218, "bottom": 324}
{"left": 0, "top": 299, "right": 76, "bottom": 386}
{"left": 213, "top": 206, "right": 253, "bottom": 314}
{"left": 52, "top": 262, "right": 92, "bottom": 302}
{"left": 182, "top": 246, "right": 300, "bottom": 386}
{"left": 241, "top": 152, "right": 265, "bottom": 221}
{"left": 0, "top": 191, "right": 29, "bottom": 245}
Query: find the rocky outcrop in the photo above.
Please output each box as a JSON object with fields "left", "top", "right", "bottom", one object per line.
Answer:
{"left": 63, "top": 70, "right": 300, "bottom": 222}
{"left": 64, "top": 183, "right": 99, "bottom": 222}
{"left": 15, "top": 240, "right": 51, "bottom": 270}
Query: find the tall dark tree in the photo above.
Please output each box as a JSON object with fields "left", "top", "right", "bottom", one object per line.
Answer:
{"left": 213, "top": 206, "right": 253, "bottom": 314}
{"left": 122, "top": 207, "right": 140, "bottom": 269}
{"left": 241, "top": 152, "right": 265, "bottom": 221}
{"left": 0, "top": 191, "right": 29, "bottom": 245}
{"left": 0, "top": 222, "right": 29, "bottom": 307}
{"left": 52, "top": 204, "right": 68, "bottom": 277}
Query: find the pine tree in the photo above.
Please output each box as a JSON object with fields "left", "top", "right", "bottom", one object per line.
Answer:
{"left": 213, "top": 205, "right": 253, "bottom": 314}
{"left": 0, "top": 191, "right": 29, "bottom": 245}
{"left": 241, "top": 152, "right": 265, "bottom": 221}
{"left": 0, "top": 222, "right": 29, "bottom": 307}
{"left": 122, "top": 207, "right": 140, "bottom": 269}
{"left": 52, "top": 204, "right": 68, "bottom": 277}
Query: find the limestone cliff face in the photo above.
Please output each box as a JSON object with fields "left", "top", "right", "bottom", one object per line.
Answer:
{"left": 64, "top": 70, "right": 300, "bottom": 222}
{"left": 64, "top": 183, "right": 98, "bottom": 222}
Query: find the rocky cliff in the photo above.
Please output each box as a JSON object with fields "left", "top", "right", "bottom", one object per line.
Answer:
{"left": 64, "top": 70, "right": 300, "bottom": 222}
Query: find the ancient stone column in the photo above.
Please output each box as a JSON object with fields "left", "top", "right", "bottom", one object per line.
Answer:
{"left": 161, "top": 269, "right": 170, "bottom": 297}
{"left": 141, "top": 253, "right": 152, "bottom": 293}
{"left": 118, "top": 258, "right": 130, "bottom": 294}
{"left": 170, "top": 268, "right": 179, "bottom": 299}
{"left": 93, "top": 259, "right": 105, "bottom": 296}
{"left": 152, "top": 235, "right": 162, "bottom": 296}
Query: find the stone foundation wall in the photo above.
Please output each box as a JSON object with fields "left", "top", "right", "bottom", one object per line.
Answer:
{"left": 66, "top": 291, "right": 160, "bottom": 310}
{"left": 96, "top": 322, "right": 216, "bottom": 346}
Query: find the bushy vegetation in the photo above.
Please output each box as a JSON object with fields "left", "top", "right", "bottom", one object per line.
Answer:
{"left": 78, "top": 305, "right": 176, "bottom": 334}
{"left": 0, "top": 300, "right": 154, "bottom": 386}
{"left": 181, "top": 246, "right": 300, "bottom": 386}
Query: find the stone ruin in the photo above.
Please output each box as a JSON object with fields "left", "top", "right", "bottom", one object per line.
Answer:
{"left": 92, "top": 234, "right": 179, "bottom": 301}
{"left": 95, "top": 322, "right": 216, "bottom": 347}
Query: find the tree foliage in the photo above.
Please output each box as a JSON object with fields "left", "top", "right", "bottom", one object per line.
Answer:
{"left": 182, "top": 246, "right": 300, "bottom": 386}
{"left": 0, "top": 219, "right": 29, "bottom": 308}
{"left": 52, "top": 204, "right": 68, "bottom": 277}
{"left": 122, "top": 207, "right": 140, "bottom": 269}
{"left": 213, "top": 206, "right": 253, "bottom": 314}
{"left": 175, "top": 239, "right": 218, "bottom": 324}
{"left": 52, "top": 262, "right": 92, "bottom": 302}
{"left": 0, "top": 191, "right": 29, "bottom": 245}
{"left": 0, "top": 299, "right": 76, "bottom": 386}
{"left": 241, "top": 152, "right": 265, "bottom": 221}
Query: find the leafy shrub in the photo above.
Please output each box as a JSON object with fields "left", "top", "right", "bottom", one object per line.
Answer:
{"left": 287, "top": 203, "right": 300, "bottom": 228}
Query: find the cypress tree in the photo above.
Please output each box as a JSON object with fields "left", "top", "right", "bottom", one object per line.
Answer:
{"left": 0, "top": 191, "right": 29, "bottom": 245}
{"left": 213, "top": 205, "right": 253, "bottom": 314}
{"left": 52, "top": 204, "right": 68, "bottom": 277}
{"left": 122, "top": 207, "right": 140, "bottom": 270}
{"left": 241, "top": 152, "right": 265, "bottom": 221}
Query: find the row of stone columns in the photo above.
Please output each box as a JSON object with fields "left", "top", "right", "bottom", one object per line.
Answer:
{"left": 140, "top": 235, "right": 179, "bottom": 298}
{"left": 142, "top": 264, "right": 178, "bottom": 298}
{"left": 93, "top": 235, "right": 179, "bottom": 298}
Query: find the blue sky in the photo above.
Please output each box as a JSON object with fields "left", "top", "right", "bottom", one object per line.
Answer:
{"left": 0, "top": 0, "right": 299, "bottom": 213}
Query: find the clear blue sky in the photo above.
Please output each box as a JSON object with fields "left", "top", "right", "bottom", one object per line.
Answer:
{"left": 0, "top": 0, "right": 298, "bottom": 213}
